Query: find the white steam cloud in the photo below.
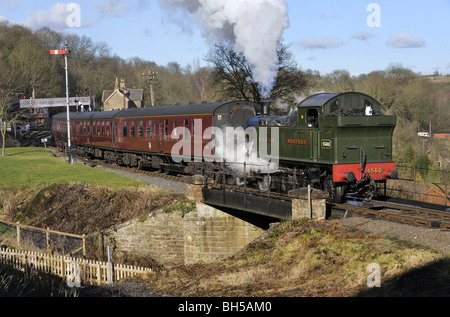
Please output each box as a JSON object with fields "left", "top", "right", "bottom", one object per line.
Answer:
{"left": 159, "top": 0, "right": 290, "bottom": 97}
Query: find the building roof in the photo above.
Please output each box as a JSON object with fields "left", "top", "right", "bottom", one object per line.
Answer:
{"left": 102, "top": 89, "right": 143, "bottom": 103}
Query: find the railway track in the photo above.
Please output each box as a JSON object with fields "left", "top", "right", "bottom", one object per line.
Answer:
{"left": 85, "top": 157, "right": 186, "bottom": 184}
{"left": 331, "top": 199, "right": 450, "bottom": 231}
{"left": 59, "top": 148, "right": 450, "bottom": 231}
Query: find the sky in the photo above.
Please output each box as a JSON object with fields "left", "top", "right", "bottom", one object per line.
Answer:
{"left": 1, "top": 0, "right": 449, "bottom": 77}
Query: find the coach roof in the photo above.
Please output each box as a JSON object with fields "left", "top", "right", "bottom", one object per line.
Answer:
{"left": 52, "top": 100, "right": 260, "bottom": 120}
{"left": 114, "top": 100, "right": 258, "bottom": 118}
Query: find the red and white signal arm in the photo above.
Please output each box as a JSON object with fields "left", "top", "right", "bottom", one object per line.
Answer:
{"left": 50, "top": 49, "right": 68, "bottom": 55}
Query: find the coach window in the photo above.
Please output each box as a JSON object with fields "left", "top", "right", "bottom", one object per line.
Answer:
{"left": 146, "top": 120, "right": 153, "bottom": 138}
{"left": 101, "top": 121, "right": 105, "bottom": 136}
{"left": 138, "top": 120, "right": 144, "bottom": 138}
{"left": 106, "top": 122, "right": 110, "bottom": 136}
{"left": 164, "top": 119, "right": 169, "bottom": 139}
{"left": 183, "top": 119, "right": 189, "bottom": 140}
{"left": 123, "top": 121, "right": 128, "bottom": 137}
{"left": 173, "top": 121, "right": 177, "bottom": 137}
{"left": 130, "top": 121, "right": 136, "bottom": 137}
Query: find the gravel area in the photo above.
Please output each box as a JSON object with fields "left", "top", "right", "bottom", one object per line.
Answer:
{"left": 335, "top": 216, "right": 450, "bottom": 253}
{"left": 94, "top": 165, "right": 187, "bottom": 194}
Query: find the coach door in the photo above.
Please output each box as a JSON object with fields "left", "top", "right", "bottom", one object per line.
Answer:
{"left": 154, "top": 120, "right": 163, "bottom": 152}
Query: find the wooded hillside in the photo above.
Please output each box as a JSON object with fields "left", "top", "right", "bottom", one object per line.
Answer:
{"left": 0, "top": 20, "right": 448, "bottom": 167}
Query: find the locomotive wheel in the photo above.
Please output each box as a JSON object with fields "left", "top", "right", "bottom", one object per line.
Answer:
{"left": 364, "top": 178, "right": 377, "bottom": 202}
{"left": 258, "top": 175, "right": 271, "bottom": 192}
{"left": 323, "top": 175, "right": 345, "bottom": 203}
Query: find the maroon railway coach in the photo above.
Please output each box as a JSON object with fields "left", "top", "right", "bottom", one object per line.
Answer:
{"left": 52, "top": 101, "right": 261, "bottom": 171}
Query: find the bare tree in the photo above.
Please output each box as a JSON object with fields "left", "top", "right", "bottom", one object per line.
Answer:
{"left": 318, "top": 69, "right": 354, "bottom": 93}
{"left": 0, "top": 74, "right": 25, "bottom": 156}
{"left": 205, "top": 41, "right": 258, "bottom": 102}
{"left": 189, "top": 62, "right": 213, "bottom": 102}
{"left": 205, "top": 41, "right": 307, "bottom": 104}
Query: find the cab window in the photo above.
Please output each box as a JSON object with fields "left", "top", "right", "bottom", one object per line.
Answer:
{"left": 307, "top": 109, "right": 318, "bottom": 128}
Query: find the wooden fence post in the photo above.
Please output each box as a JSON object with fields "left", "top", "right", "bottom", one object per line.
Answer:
{"left": 46, "top": 227, "right": 50, "bottom": 254}
{"left": 61, "top": 256, "right": 66, "bottom": 281}
{"left": 82, "top": 234, "right": 86, "bottom": 257}
{"left": 97, "top": 261, "right": 102, "bottom": 285}
{"left": 16, "top": 222, "right": 21, "bottom": 248}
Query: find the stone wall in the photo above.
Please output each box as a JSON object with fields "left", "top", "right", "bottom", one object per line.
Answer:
{"left": 288, "top": 187, "right": 329, "bottom": 220}
{"left": 102, "top": 203, "right": 265, "bottom": 266}
{"left": 101, "top": 183, "right": 327, "bottom": 266}
{"left": 103, "top": 210, "right": 186, "bottom": 265}
{"left": 184, "top": 203, "right": 264, "bottom": 264}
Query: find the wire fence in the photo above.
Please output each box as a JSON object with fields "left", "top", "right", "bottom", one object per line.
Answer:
{"left": 385, "top": 165, "right": 449, "bottom": 207}
{"left": 0, "top": 220, "right": 102, "bottom": 259}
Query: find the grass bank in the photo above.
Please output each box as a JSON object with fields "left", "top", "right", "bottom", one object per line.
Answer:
{"left": 0, "top": 147, "right": 143, "bottom": 189}
{"left": 135, "top": 219, "right": 450, "bottom": 297}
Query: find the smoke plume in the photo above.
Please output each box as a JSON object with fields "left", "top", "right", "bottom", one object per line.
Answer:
{"left": 159, "top": 0, "right": 290, "bottom": 97}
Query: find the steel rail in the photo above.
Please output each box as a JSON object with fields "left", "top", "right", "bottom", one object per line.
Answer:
{"left": 66, "top": 149, "right": 450, "bottom": 230}
{"left": 331, "top": 200, "right": 450, "bottom": 231}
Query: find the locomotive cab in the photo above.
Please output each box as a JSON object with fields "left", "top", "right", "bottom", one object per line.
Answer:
{"left": 296, "top": 92, "right": 398, "bottom": 201}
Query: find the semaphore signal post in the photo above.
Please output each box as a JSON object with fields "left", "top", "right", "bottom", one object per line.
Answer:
{"left": 50, "top": 41, "right": 76, "bottom": 164}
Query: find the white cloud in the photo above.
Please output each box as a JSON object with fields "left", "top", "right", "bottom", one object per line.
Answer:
{"left": 350, "top": 31, "right": 375, "bottom": 41}
{"left": 24, "top": 2, "right": 107, "bottom": 30}
{"left": 386, "top": 32, "right": 425, "bottom": 48}
{"left": 298, "top": 37, "right": 344, "bottom": 50}
{"left": 25, "top": 3, "right": 77, "bottom": 30}
{"left": 2, "top": 0, "right": 19, "bottom": 10}
{"left": 93, "top": 0, "right": 129, "bottom": 17}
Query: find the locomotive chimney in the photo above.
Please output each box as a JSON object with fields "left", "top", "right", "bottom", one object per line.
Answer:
{"left": 261, "top": 99, "right": 272, "bottom": 116}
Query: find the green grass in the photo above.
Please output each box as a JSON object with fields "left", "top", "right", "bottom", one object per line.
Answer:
{"left": 0, "top": 147, "right": 143, "bottom": 189}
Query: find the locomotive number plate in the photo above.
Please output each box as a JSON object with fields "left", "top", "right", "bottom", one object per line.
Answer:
{"left": 321, "top": 139, "right": 332, "bottom": 149}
